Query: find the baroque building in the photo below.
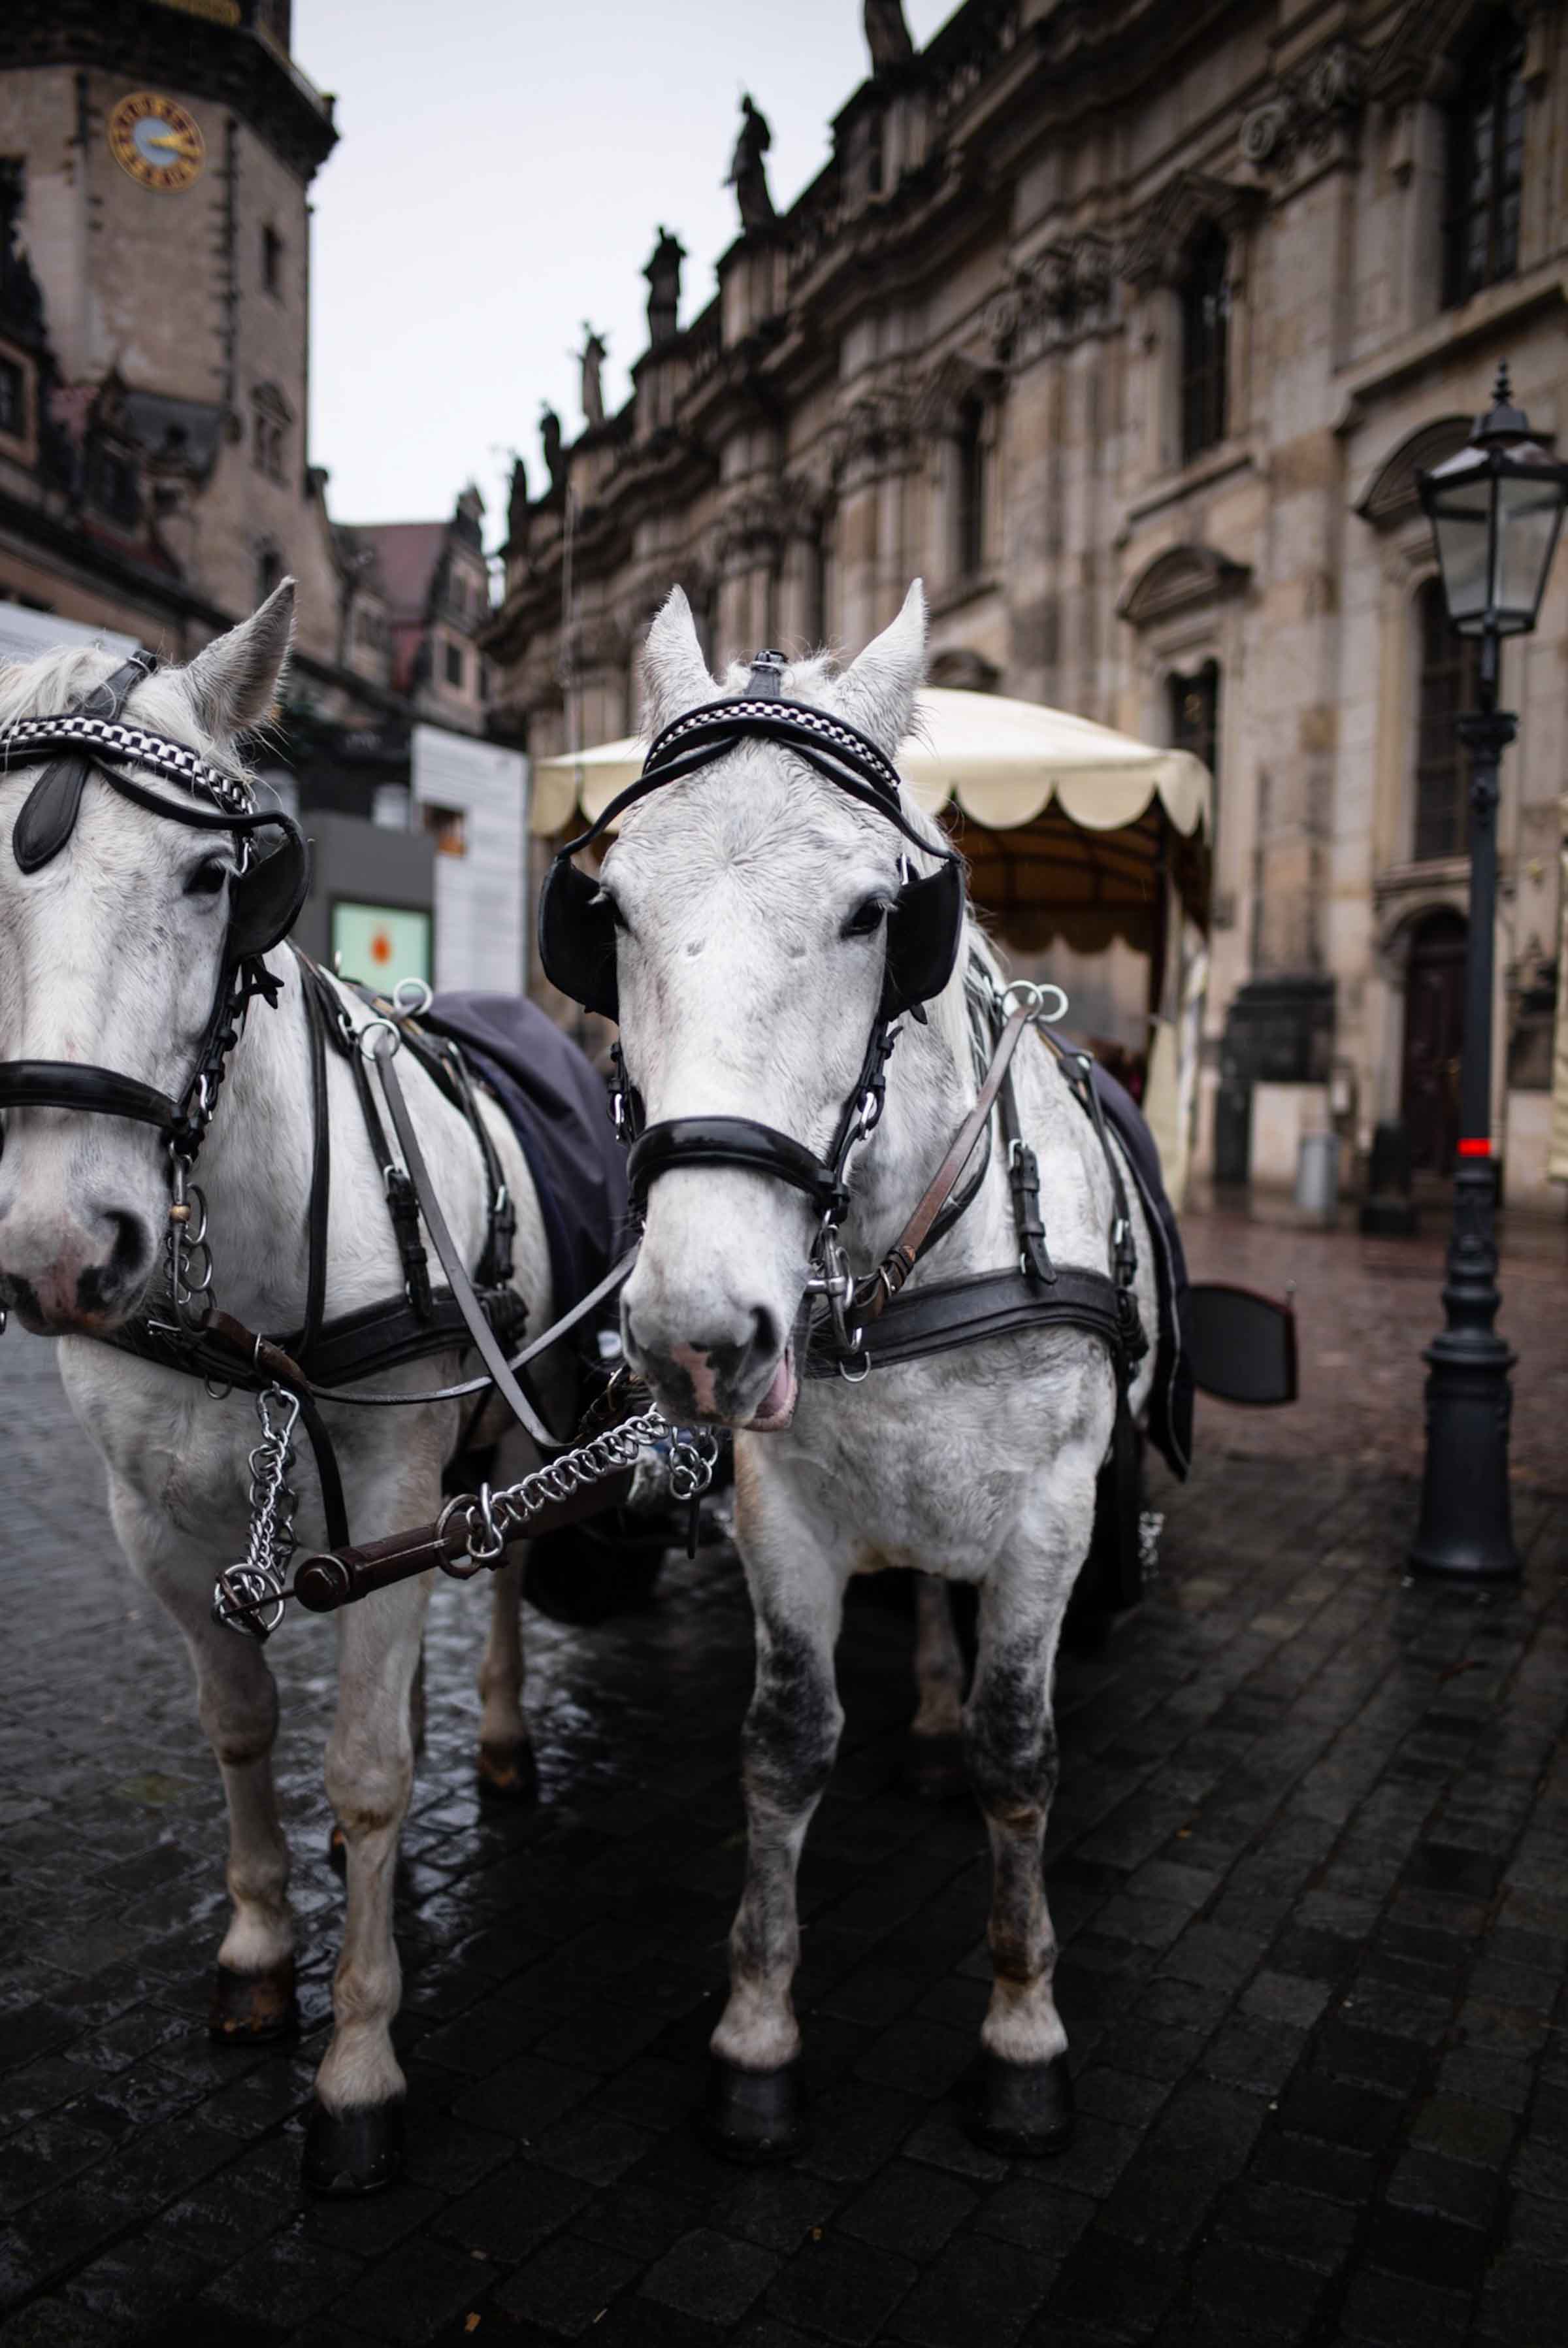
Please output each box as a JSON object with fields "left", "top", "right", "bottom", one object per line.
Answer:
{"left": 487, "top": 0, "right": 1568, "bottom": 1204}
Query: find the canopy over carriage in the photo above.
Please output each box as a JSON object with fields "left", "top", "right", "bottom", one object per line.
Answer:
{"left": 536, "top": 687, "right": 1213, "bottom": 1205}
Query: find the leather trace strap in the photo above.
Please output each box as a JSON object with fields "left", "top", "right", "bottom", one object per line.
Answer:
{"left": 363, "top": 1025, "right": 557, "bottom": 1452}
{"left": 863, "top": 1004, "right": 1033, "bottom": 1313}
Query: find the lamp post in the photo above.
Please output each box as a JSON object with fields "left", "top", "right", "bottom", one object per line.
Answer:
{"left": 1410, "top": 367, "right": 1568, "bottom": 1579}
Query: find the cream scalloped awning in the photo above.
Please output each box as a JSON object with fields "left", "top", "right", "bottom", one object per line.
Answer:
{"left": 531, "top": 686, "right": 1212, "bottom": 840}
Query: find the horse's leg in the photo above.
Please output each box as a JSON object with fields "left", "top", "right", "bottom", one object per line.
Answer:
{"left": 304, "top": 1565, "right": 430, "bottom": 2196}
{"left": 906, "top": 1573, "right": 969, "bottom": 1800}
{"left": 705, "top": 1484, "right": 844, "bottom": 2164}
{"left": 476, "top": 1553, "right": 534, "bottom": 1798}
{"left": 963, "top": 1449, "right": 1100, "bottom": 2157}
{"left": 116, "top": 1499, "right": 298, "bottom": 2042}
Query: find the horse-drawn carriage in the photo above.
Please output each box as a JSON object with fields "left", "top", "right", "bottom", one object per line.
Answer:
{"left": 0, "top": 582, "right": 1292, "bottom": 2193}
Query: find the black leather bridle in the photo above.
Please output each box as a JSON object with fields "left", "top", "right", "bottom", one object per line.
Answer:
{"left": 538, "top": 651, "right": 966, "bottom": 1295}
{"left": 0, "top": 652, "right": 309, "bottom": 1332}
{"left": 0, "top": 653, "right": 308, "bottom": 1155}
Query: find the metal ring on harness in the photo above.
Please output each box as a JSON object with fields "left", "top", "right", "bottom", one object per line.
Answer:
{"left": 392, "top": 978, "right": 434, "bottom": 1017}
{"left": 357, "top": 1016, "right": 402, "bottom": 1064}
{"left": 1001, "top": 979, "right": 1070, "bottom": 1025}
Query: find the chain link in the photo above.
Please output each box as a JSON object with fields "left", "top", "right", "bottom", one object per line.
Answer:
{"left": 211, "top": 1387, "right": 302, "bottom": 1636}
{"left": 166, "top": 1152, "right": 216, "bottom": 1332}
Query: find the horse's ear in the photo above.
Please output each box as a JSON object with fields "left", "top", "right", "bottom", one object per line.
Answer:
{"left": 835, "top": 580, "right": 926, "bottom": 756}
{"left": 641, "top": 586, "right": 717, "bottom": 733}
{"left": 183, "top": 578, "right": 295, "bottom": 738}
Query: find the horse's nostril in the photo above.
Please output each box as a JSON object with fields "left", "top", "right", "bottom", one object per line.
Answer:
{"left": 750, "top": 1305, "right": 779, "bottom": 1367}
{"left": 105, "top": 1210, "right": 150, "bottom": 1284}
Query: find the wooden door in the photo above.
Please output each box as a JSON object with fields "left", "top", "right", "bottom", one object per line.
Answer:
{"left": 1401, "top": 910, "right": 1467, "bottom": 1173}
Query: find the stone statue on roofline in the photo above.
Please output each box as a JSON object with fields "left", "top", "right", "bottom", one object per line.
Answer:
{"left": 578, "top": 322, "right": 608, "bottom": 429}
{"left": 539, "top": 403, "right": 565, "bottom": 497}
{"left": 645, "top": 225, "right": 685, "bottom": 346}
{"left": 726, "top": 93, "right": 775, "bottom": 232}
{"left": 864, "top": 0, "right": 915, "bottom": 73}
{"left": 506, "top": 452, "right": 529, "bottom": 545}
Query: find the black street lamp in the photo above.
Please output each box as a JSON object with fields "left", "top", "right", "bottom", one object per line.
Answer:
{"left": 1411, "top": 367, "right": 1568, "bottom": 1579}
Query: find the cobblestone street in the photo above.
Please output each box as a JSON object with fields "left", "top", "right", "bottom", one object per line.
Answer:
{"left": 0, "top": 1206, "right": 1565, "bottom": 2348}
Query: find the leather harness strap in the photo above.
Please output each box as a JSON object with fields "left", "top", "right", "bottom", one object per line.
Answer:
{"left": 862, "top": 1004, "right": 1033, "bottom": 1313}
{"left": 363, "top": 1026, "right": 557, "bottom": 1453}
{"left": 805, "top": 1265, "right": 1124, "bottom": 1378}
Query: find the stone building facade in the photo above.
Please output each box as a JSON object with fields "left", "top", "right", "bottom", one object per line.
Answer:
{"left": 488, "top": 0, "right": 1568, "bottom": 1203}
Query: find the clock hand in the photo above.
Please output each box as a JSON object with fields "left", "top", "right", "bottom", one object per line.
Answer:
{"left": 146, "top": 131, "right": 200, "bottom": 157}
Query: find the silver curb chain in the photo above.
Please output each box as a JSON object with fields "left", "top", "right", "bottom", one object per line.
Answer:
{"left": 211, "top": 1387, "right": 302, "bottom": 1638}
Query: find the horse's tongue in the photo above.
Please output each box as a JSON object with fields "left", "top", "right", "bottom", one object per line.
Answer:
{"left": 745, "top": 1349, "right": 798, "bottom": 1432}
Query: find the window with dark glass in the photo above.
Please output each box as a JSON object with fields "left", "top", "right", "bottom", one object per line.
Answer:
{"left": 257, "top": 546, "right": 283, "bottom": 603}
{"left": 1179, "top": 225, "right": 1230, "bottom": 461}
{"left": 1443, "top": 17, "right": 1526, "bottom": 308}
{"left": 262, "top": 225, "right": 283, "bottom": 297}
{"left": 1169, "top": 659, "right": 1220, "bottom": 782}
{"left": 1414, "top": 578, "right": 1482, "bottom": 861}
{"left": 445, "top": 640, "right": 464, "bottom": 688}
{"left": 88, "top": 444, "right": 140, "bottom": 525}
{"left": 0, "top": 354, "right": 24, "bottom": 438}
{"left": 956, "top": 395, "right": 988, "bottom": 578}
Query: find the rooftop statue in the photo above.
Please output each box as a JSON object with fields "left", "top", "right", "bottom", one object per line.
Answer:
{"left": 725, "top": 93, "right": 775, "bottom": 232}
{"left": 864, "top": 0, "right": 915, "bottom": 72}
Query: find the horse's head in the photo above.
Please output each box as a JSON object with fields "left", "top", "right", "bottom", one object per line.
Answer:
{"left": 0, "top": 584, "right": 295, "bottom": 1333}
{"left": 610, "top": 580, "right": 936, "bottom": 1429}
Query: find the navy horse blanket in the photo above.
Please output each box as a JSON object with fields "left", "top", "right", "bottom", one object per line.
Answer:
{"left": 423, "top": 993, "right": 629, "bottom": 1321}
{"left": 1086, "top": 1061, "right": 1194, "bottom": 1481}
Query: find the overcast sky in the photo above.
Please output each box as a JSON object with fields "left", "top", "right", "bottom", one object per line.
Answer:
{"left": 297, "top": 0, "right": 953, "bottom": 544}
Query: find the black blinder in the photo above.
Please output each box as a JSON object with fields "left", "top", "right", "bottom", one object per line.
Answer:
{"left": 228, "top": 821, "right": 311, "bottom": 963}
{"left": 881, "top": 859, "right": 964, "bottom": 1023}
{"left": 12, "top": 757, "right": 93, "bottom": 873}
{"left": 539, "top": 855, "right": 620, "bottom": 1021}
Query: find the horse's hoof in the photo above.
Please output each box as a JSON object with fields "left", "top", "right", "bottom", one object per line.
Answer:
{"left": 969, "top": 2050, "right": 1075, "bottom": 2157}
{"left": 904, "top": 1730, "right": 969, "bottom": 1802}
{"left": 327, "top": 1823, "right": 347, "bottom": 1877}
{"left": 207, "top": 1957, "right": 299, "bottom": 2043}
{"left": 477, "top": 1742, "right": 537, "bottom": 1803}
{"left": 696, "top": 2057, "right": 805, "bottom": 2166}
{"left": 302, "top": 2096, "right": 406, "bottom": 2197}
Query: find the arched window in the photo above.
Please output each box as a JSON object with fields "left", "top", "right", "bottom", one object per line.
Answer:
{"left": 1443, "top": 14, "right": 1526, "bottom": 307}
{"left": 955, "top": 395, "right": 988, "bottom": 579}
{"left": 1179, "top": 225, "right": 1229, "bottom": 461}
{"left": 1414, "top": 578, "right": 1481, "bottom": 861}
{"left": 256, "top": 544, "right": 284, "bottom": 604}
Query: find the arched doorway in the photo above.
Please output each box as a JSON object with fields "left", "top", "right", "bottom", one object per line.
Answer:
{"left": 1401, "top": 908, "right": 1467, "bottom": 1172}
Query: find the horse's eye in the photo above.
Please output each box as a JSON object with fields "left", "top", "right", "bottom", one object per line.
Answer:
{"left": 842, "top": 897, "right": 887, "bottom": 939}
{"left": 185, "top": 857, "right": 230, "bottom": 901}
{"left": 595, "top": 887, "right": 628, "bottom": 933}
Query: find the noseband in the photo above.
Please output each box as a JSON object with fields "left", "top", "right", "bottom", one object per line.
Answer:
{"left": 537, "top": 649, "right": 966, "bottom": 1360}
{"left": 0, "top": 650, "right": 309, "bottom": 1329}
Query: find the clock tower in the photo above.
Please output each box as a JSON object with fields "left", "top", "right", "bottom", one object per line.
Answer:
{"left": 0, "top": 0, "right": 359, "bottom": 676}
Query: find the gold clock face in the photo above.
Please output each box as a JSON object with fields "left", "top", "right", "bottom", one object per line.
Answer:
{"left": 108, "top": 93, "right": 206, "bottom": 191}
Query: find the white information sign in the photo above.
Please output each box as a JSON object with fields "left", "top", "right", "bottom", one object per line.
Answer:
{"left": 411, "top": 724, "right": 529, "bottom": 995}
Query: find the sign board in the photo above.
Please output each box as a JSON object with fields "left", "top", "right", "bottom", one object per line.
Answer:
{"left": 331, "top": 901, "right": 433, "bottom": 989}
{"left": 411, "top": 724, "right": 528, "bottom": 994}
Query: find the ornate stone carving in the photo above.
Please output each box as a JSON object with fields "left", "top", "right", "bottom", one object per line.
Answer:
{"left": 1239, "top": 41, "right": 1367, "bottom": 175}
{"left": 987, "top": 233, "right": 1117, "bottom": 363}
{"left": 828, "top": 383, "right": 915, "bottom": 479}
{"left": 1119, "top": 543, "right": 1251, "bottom": 626}
{"left": 1354, "top": 417, "right": 1475, "bottom": 530}
{"left": 913, "top": 349, "right": 1002, "bottom": 434}
{"left": 1119, "top": 172, "right": 1263, "bottom": 290}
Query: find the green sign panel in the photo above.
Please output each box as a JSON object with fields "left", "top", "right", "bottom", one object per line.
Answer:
{"left": 331, "top": 901, "right": 433, "bottom": 989}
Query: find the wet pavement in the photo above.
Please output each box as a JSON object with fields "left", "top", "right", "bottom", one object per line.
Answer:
{"left": 0, "top": 1203, "right": 1565, "bottom": 2348}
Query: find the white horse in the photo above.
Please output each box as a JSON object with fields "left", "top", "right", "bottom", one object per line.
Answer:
{"left": 0, "top": 586, "right": 557, "bottom": 2194}
{"left": 607, "top": 582, "right": 1160, "bottom": 2157}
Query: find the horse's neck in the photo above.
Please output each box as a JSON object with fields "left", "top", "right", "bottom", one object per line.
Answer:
{"left": 192, "top": 952, "right": 318, "bottom": 1327}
